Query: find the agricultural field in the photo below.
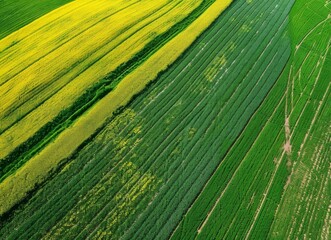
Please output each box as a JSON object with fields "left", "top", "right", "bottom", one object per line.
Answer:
{"left": 0, "top": 0, "right": 73, "bottom": 39}
{"left": 0, "top": 0, "right": 330, "bottom": 239}
{"left": 0, "top": 0, "right": 220, "bottom": 182}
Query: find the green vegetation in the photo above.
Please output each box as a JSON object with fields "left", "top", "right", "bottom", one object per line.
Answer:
{"left": 172, "top": 0, "right": 331, "bottom": 239}
{"left": 270, "top": 0, "right": 331, "bottom": 238}
{"left": 0, "top": 0, "right": 215, "bottom": 183}
{"left": 0, "top": 0, "right": 73, "bottom": 39}
{"left": 0, "top": 0, "right": 296, "bottom": 238}
{"left": 0, "top": 0, "right": 329, "bottom": 239}
{"left": 0, "top": 0, "right": 232, "bottom": 218}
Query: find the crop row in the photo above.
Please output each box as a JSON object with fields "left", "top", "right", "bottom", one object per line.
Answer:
{"left": 0, "top": 0, "right": 172, "bottom": 155}
{"left": 0, "top": 0, "right": 206, "bottom": 181}
{"left": 124, "top": 0, "right": 293, "bottom": 238}
{"left": 0, "top": 0, "right": 233, "bottom": 220}
{"left": 173, "top": 0, "right": 331, "bottom": 239}
{"left": 269, "top": 0, "right": 331, "bottom": 238}
{"left": 0, "top": 0, "right": 294, "bottom": 239}
{"left": 0, "top": 0, "right": 73, "bottom": 39}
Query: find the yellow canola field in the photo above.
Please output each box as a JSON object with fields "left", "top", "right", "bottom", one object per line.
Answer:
{"left": 0, "top": 0, "right": 233, "bottom": 217}
{"left": 0, "top": 0, "right": 202, "bottom": 159}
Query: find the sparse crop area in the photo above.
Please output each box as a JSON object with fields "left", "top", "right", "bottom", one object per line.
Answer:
{"left": 0, "top": 0, "right": 329, "bottom": 239}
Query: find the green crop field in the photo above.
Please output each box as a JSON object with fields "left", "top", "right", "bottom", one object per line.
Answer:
{"left": 0, "top": 0, "right": 330, "bottom": 239}
{"left": 0, "top": 0, "right": 73, "bottom": 39}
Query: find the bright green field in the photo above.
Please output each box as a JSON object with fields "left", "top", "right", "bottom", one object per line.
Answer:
{"left": 0, "top": 0, "right": 330, "bottom": 239}
{"left": 172, "top": 0, "right": 331, "bottom": 239}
